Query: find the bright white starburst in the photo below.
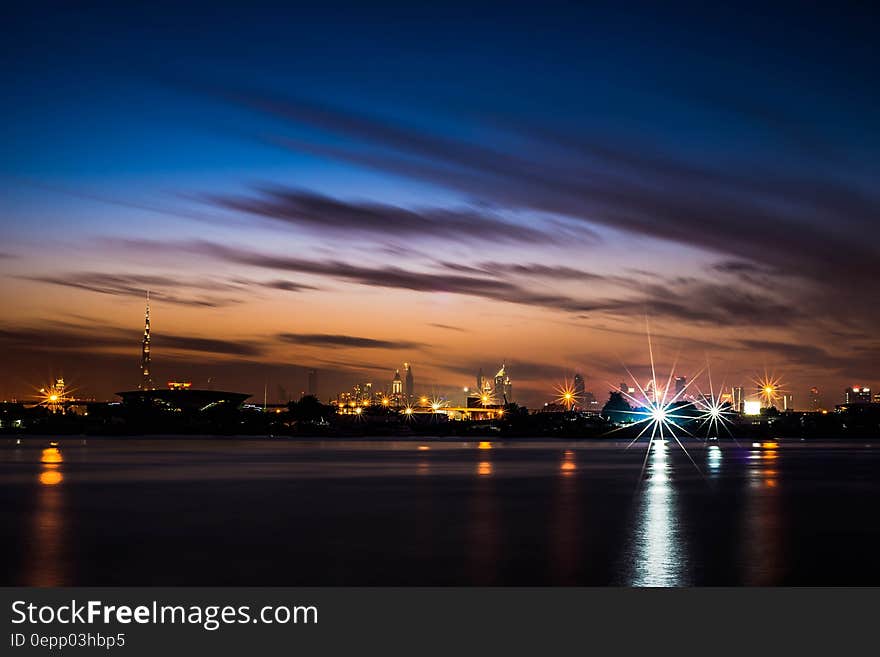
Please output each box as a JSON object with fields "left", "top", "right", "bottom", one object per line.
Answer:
{"left": 693, "top": 365, "right": 736, "bottom": 440}
{"left": 606, "top": 320, "right": 705, "bottom": 478}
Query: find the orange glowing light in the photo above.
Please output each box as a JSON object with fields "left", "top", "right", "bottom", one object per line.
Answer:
{"left": 478, "top": 441, "right": 492, "bottom": 450}
{"left": 40, "top": 448, "right": 63, "bottom": 464}
{"left": 753, "top": 373, "right": 784, "bottom": 407}
{"left": 477, "top": 461, "right": 493, "bottom": 476}
{"left": 417, "top": 445, "right": 430, "bottom": 451}
{"left": 39, "top": 470, "right": 63, "bottom": 486}
{"left": 560, "top": 450, "right": 576, "bottom": 475}
{"left": 553, "top": 379, "right": 581, "bottom": 410}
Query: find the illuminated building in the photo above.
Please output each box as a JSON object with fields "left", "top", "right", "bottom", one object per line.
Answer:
{"left": 307, "top": 369, "right": 318, "bottom": 397}
{"left": 391, "top": 369, "right": 403, "bottom": 405}
{"left": 167, "top": 381, "right": 192, "bottom": 390}
{"left": 809, "top": 386, "right": 821, "bottom": 411}
{"left": 494, "top": 363, "right": 512, "bottom": 403}
{"left": 39, "top": 378, "right": 70, "bottom": 413}
{"left": 481, "top": 373, "right": 494, "bottom": 403}
{"left": 844, "top": 386, "right": 872, "bottom": 404}
{"left": 404, "top": 363, "right": 414, "bottom": 402}
{"left": 140, "top": 291, "right": 153, "bottom": 390}
{"left": 782, "top": 394, "right": 794, "bottom": 411}
{"left": 117, "top": 387, "right": 250, "bottom": 414}
{"left": 743, "top": 400, "right": 762, "bottom": 416}
{"left": 732, "top": 386, "right": 744, "bottom": 413}
{"left": 583, "top": 390, "right": 599, "bottom": 412}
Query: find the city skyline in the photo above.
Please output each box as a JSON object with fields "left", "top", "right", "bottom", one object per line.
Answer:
{"left": 1, "top": 3, "right": 879, "bottom": 406}
{"left": 9, "top": 292, "right": 875, "bottom": 412}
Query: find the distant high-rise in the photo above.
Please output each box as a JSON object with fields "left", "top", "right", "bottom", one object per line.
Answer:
{"left": 844, "top": 386, "right": 871, "bottom": 404}
{"left": 307, "top": 369, "right": 318, "bottom": 397}
{"left": 477, "top": 368, "right": 484, "bottom": 394}
{"left": 782, "top": 394, "right": 795, "bottom": 411}
{"left": 494, "top": 363, "right": 512, "bottom": 403}
{"left": 404, "top": 362, "right": 414, "bottom": 401}
{"left": 391, "top": 369, "right": 403, "bottom": 404}
{"left": 573, "top": 373, "right": 586, "bottom": 408}
{"left": 674, "top": 376, "right": 687, "bottom": 398}
{"left": 809, "top": 387, "right": 821, "bottom": 411}
{"left": 732, "top": 386, "right": 744, "bottom": 413}
{"left": 139, "top": 291, "right": 153, "bottom": 390}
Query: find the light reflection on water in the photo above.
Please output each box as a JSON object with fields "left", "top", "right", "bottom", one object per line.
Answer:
{"left": 741, "top": 444, "right": 783, "bottom": 584}
{"left": 551, "top": 449, "right": 579, "bottom": 582}
{"left": 707, "top": 445, "right": 722, "bottom": 475}
{"left": 23, "top": 446, "right": 68, "bottom": 586}
{"left": 625, "top": 440, "right": 689, "bottom": 586}
{"left": 7, "top": 437, "right": 867, "bottom": 586}
{"left": 468, "top": 444, "right": 500, "bottom": 584}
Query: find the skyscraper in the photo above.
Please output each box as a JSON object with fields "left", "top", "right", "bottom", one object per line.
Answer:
{"left": 674, "top": 376, "right": 687, "bottom": 398}
{"left": 391, "top": 369, "right": 403, "bottom": 405}
{"left": 844, "top": 386, "right": 871, "bottom": 404}
{"left": 307, "top": 369, "right": 318, "bottom": 397}
{"left": 573, "top": 373, "right": 586, "bottom": 408}
{"left": 732, "top": 386, "right": 744, "bottom": 413}
{"left": 782, "top": 394, "right": 794, "bottom": 411}
{"left": 404, "top": 362, "right": 414, "bottom": 401}
{"left": 809, "top": 386, "right": 821, "bottom": 411}
{"left": 140, "top": 291, "right": 153, "bottom": 390}
{"left": 494, "top": 363, "right": 512, "bottom": 404}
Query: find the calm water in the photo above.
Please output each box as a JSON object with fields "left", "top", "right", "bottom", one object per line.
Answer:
{"left": 1, "top": 437, "right": 878, "bottom": 586}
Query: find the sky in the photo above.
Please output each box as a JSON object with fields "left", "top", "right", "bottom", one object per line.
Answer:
{"left": 1, "top": 1, "right": 878, "bottom": 408}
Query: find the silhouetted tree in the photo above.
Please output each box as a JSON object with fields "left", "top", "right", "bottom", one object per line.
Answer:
{"left": 288, "top": 395, "right": 334, "bottom": 422}
{"left": 602, "top": 391, "right": 634, "bottom": 423}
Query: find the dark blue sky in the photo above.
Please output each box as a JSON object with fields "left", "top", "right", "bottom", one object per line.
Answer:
{"left": 1, "top": 1, "right": 878, "bottom": 404}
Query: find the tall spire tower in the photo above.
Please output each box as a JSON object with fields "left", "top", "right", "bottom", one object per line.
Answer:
{"left": 140, "top": 291, "right": 153, "bottom": 390}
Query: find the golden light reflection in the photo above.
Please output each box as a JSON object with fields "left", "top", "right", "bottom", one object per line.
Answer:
{"left": 478, "top": 461, "right": 493, "bottom": 477}
{"left": 39, "top": 470, "right": 63, "bottom": 486}
{"left": 417, "top": 445, "right": 430, "bottom": 451}
{"left": 25, "top": 444, "right": 68, "bottom": 585}
{"left": 477, "top": 441, "right": 493, "bottom": 450}
{"left": 762, "top": 449, "right": 778, "bottom": 486}
{"left": 560, "top": 449, "right": 576, "bottom": 476}
{"left": 41, "top": 447, "right": 63, "bottom": 464}
{"left": 742, "top": 442, "right": 784, "bottom": 583}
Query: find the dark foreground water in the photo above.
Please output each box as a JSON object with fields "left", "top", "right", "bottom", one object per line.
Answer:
{"left": 1, "top": 437, "right": 878, "bottom": 586}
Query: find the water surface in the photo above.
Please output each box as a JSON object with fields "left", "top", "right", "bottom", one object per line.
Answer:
{"left": 1, "top": 437, "right": 878, "bottom": 585}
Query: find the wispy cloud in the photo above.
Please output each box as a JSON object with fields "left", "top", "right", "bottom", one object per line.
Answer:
{"left": 221, "top": 88, "right": 880, "bottom": 327}
{"left": 200, "top": 186, "right": 578, "bottom": 244}
{"left": 106, "top": 238, "right": 804, "bottom": 327}
{"left": 278, "top": 333, "right": 421, "bottom": 349}
{"left": 0, "top": 322, "right": 264, "bottom": 358}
